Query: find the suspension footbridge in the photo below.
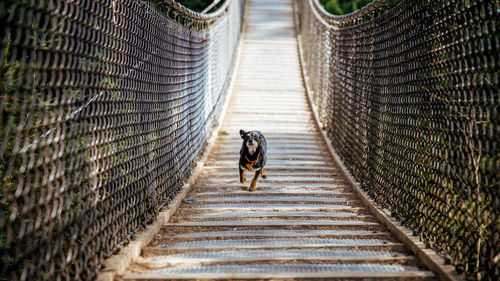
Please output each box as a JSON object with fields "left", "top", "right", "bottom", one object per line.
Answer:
{"left": 0, "top": 0, "right": 497, "bottom": 280}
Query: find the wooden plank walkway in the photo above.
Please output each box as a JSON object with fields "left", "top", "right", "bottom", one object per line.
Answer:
{"left": 122, "top": 0, "right": 435, "bottom": 279}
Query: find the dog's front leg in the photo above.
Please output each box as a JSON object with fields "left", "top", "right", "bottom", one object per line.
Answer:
{"left": 245, "top": 163, "right": 254, "bottom": 172}
{"left": 261, "top": 168, "right": 267, "bottom": 179}
{"left": 239, "top": 166, "right": 246, "bottom": 184}
{"left": 248, "top": 169, "right": 261, "bottom": 191}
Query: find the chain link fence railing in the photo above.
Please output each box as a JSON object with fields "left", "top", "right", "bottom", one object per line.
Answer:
{"left": 0, "top": 0, "right": 245, "bottom": 280}
{"left": 295, "top": 0, "right": 498, "bottom": 279}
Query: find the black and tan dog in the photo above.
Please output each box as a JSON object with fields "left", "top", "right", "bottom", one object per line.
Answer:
{"left": 239, "top": 130, "right": 267, "bottom": 191}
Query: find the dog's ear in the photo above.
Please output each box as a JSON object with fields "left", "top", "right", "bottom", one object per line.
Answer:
{"left": 239, "top": 130, "right": 246, "bottom": 139}
{"left": 255, "top": 131, "right": 262, "bottom": 138}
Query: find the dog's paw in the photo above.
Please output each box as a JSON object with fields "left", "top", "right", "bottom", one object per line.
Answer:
{"left": 261, "top": 174, "right": 267, "bottom": 179}
{"left": 240, "top": 178, "right": 247, "bottom": 184}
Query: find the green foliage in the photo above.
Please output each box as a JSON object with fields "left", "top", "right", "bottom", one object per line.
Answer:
{"left": 145, "top": 0, "right": 214, "bottom": 13}
{"left": 320, "top": 0, "right": 371, "bottom": 15}
{"left": 146, "top": 0, "right": 221, "bottom": 27}
{"left": 175, "top": 0, "right": 216, "bottom": 12}
{"left": 320, "top": 0, "right": 401, "bottom": 15}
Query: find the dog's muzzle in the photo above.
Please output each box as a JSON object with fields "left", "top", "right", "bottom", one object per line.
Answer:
{"left": 247, "top": 140, "right": 257, "bottom": 147}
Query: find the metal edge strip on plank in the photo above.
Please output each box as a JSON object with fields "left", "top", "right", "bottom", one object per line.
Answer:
{"left": 171, "top": 219, "right": 378, "bottom": 227}
{"left": 173, "top": 229, "right": 388, "bottom": 238}
{"left": 201, "top": 177, "right": 341, "bottom": 183}
{"left": 140, "top": 256, "right": 415, "bottom": 267}
{"left": 124, "top": 271, "right": 435, "bottom": 280}
{"left": 137, "top": 249, "right": 413, "bottom": 266}
{"left": 202, "top": 165, "right": 337, "bottom": 171}
{"left": 188, "top": 211, "right": 361, "bottom": 218}
{"left": 166, "top": 238, "right": 393, "bottom": 249}
{"left": 144, "top": 248, "right": 407, "bottom": 260}
{"left": 124, "top": 264, "right": 434, "bottom": 279}
{"left": 198, "top": 183, "right": 346, "bottom": 188}
{"left": 197, "top": 196, "right": 348, "bottom": 202}
{"left": 193, "top": 190, "right": 346, "bottom": 195}
{"left": 196, "top": 203, "right": 359, "bottom": 210}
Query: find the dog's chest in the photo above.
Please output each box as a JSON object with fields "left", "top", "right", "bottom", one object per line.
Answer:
{"left": 248, "top": 146, "right": 257, "bottom": 155}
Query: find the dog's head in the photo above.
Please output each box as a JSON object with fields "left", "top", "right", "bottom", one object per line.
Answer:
{"left": 240, "top": 130, "right": 261, "bottom": 153}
